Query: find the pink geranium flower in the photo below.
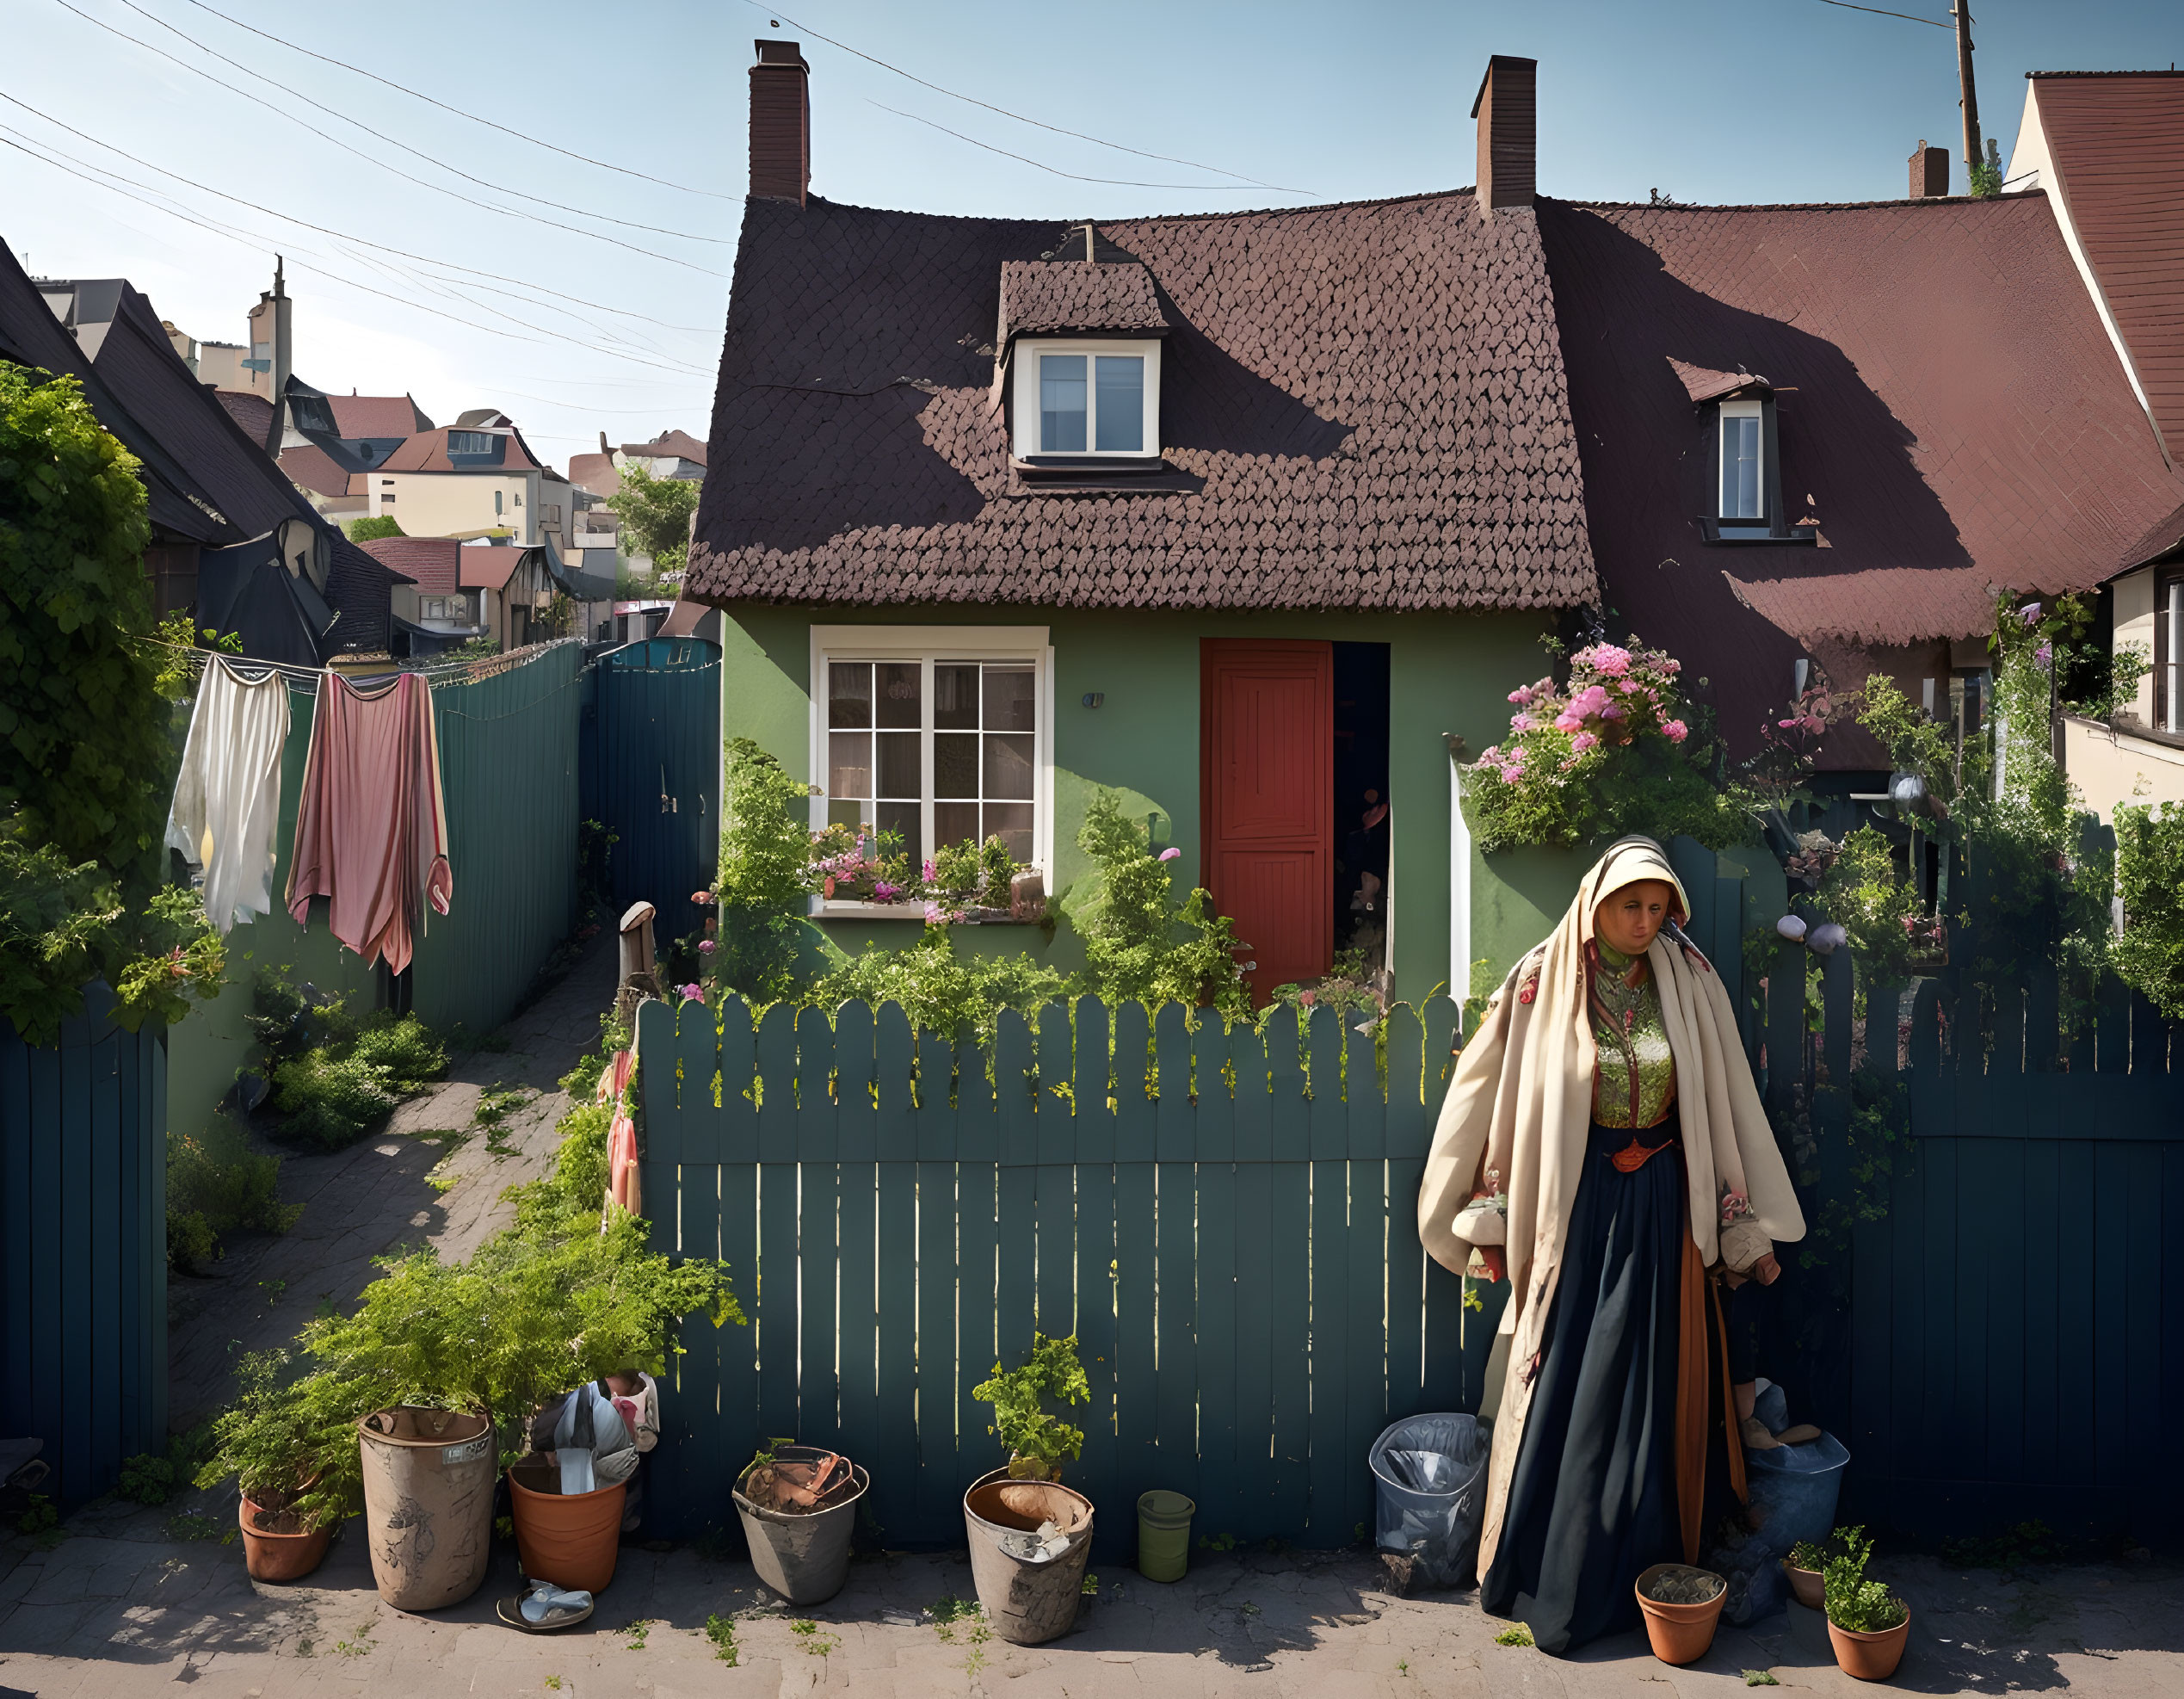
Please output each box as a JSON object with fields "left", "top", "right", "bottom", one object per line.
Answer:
{"left": 1663, "top": 719, "right": 1688, "bottom": 743}
{"left": 1159, "top": 847, "right": 1181, "bottom": 862}
{"left": 697, "top": 938, "right": 716, "bottom": 955}
{"left": 1588, "top": 644, "right": 1632, "bottom": 676}
{"left": 1510, "top": 713, "right": 1534, "bottom": 732}
{"left": 1571, "top": 730, "right": 1600, "bottom": 754}
{"left": 1508, "top": 686, "right": 1534, "bottom": 706}
{"left": 680, "top": 983, "right": 704, "bottom": 1002}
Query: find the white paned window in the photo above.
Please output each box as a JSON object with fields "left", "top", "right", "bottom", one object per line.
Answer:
{"left": 2167, "top": 580, "right": 2183, "bottom": 734}
{"left": 1011, "top": 340, "right": 1161, "bottom": 460}
{"left": 447, "top": 429, "right": 495, "bottom": 454}
{"left": 811, "top": 627, "right": 1053, "bottom": 889}
{"left": 1719, "top": 398, "right": 1763, "bottom": 519}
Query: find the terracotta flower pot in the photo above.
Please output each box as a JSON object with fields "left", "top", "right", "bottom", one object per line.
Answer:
{"left": 508, "top": 1458, "right": 626, "bottom": 1595}
{"left": 1633, "top": 1563, "right": 1727, "bottom": 1665}
{"left": 1781, "top": 1557, "right": 1824, "bottom": 1609}
{"left": 238, "top": 1488, "right": 330, "bottom": 1583}
{"left": 1829, "top": 1609, "right": 1911, "bottom": 1682}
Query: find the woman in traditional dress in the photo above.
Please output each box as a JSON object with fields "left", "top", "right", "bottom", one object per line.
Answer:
{"left": 1418, "top": 836, "right": 1804, "bottom": 1653}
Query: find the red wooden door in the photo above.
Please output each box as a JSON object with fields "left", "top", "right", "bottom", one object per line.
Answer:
{"left": 1200, "top": 639, "right": 1333, "bottom": 1000}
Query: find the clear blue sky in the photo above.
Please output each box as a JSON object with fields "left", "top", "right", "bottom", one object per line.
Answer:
{"left": 4, "top": 0, "right": 2177, "bottom": 464}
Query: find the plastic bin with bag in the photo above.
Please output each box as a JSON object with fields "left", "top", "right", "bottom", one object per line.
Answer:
{"left": 1368, "top": 1413, "right": 1491, "bottom": 1586}
{"left": 1710, "top": 1422, "right": 1850, "bottom": 1624}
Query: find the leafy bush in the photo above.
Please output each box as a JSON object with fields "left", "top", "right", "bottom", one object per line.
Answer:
{"left": 270, "top": 1050, "right": 397, "bottom": 1149}
{"left": 114, "top": 1451, "right": 176, "bottom": 1506}
{"left": 805, "top": 925, "right": 1065, "bottom": 1041}
{"left": 973, "top": 1332, "right": 1089, "bottom": 1480}
{"left": 1464, "top": 640, "right": 1754, "bottom": 854}
{"left": 198, "top": 1348, "right": 340, "bottom": 1530}
{"left": 350, "top": 1013, "right": 447, "bottom": 1093}
{"left": 343, "top": 515, "right": 403, "bottom": 542}
{"left": 2112, "top": 801, "right": 2184, "bottom": 1018}
{"left": 168, "top": 1115, "right": 299, "bottom": 1269}
{"left": 714, "top": 738, "right": 819, "bottom": 1001}
{"left": 1073, "top": 791, "right": 1250, "bottom": 1018}
{"left": 604, "top": 461, "right": 700, "bottom": 578}
{"left": 1822, "top": 1526, "right": 1908, "bottom": 1634}
{"left": 1813, "top": 826, "right": 1924, "bottom": 989}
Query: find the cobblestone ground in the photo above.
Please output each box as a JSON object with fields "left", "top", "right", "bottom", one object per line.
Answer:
{"left": 164, "top": 925, "right": 620, "bottom": 1433}
{"left": 1, "top": 1519, "right": 2179, "bottom": 1697}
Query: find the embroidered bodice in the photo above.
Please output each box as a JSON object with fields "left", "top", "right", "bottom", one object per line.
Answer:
{"left": 1589, "top": 942, "right": 1676, "bottom": 1129}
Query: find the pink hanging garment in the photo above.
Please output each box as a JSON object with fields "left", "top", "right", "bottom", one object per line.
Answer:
{"left": 285, "top": 670, "right": 453, "bottom": 973}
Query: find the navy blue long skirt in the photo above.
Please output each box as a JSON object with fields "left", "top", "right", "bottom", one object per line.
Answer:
{"left": 1481, "top": 1112, "right": 1687, "bottom": 1653}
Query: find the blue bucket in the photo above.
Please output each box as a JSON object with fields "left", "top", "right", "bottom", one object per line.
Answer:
{"left": 1715, "top": 1432, "right": 1850, "bottom": 1623}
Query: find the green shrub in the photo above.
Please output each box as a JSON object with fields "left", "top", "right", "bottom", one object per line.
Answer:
{"left": 714, "top": 738, "right": 819, "bottom": 1001}
{"left": 270, "top": 1051, "right": 396, "bottom": 1149}
{"left": 115, "top": 1451, "right": 176, "bottom": 1506}
{"left": 805, "top": 925, "right": 1065, "bottom": 1041}
{"left": 2113, "top": 801, "right": 2184, "bottom": 1019}
{"left": 167, "top": 1115, "right": 299, "bottom": 1266}
{"left": 350, "top": 1014, "right": 447, "bottom": 1093}
{"left": 1073, "top": 791, "right": 1250, "bottom": 1018}
{"left": 1822, "top": 1526, "right": 1908, "bottom": 1634}
{"left": 343, "top": 515, "right": 403, "bottom": 542}
{"left": 973, "top": 1332, "right": 1089, "bottom": 1480}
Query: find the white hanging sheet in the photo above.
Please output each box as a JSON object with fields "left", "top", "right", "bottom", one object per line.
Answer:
{"left": 164, "top": 656, "right": 291, "bottom": 933}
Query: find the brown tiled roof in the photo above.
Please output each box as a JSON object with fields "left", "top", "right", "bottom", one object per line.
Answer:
{"left": 379, "top": 425, "right": 546, "bottom": 473}
{"left": 359, "top": 534, "right": 462, "bottom": 594}
{"left": 328, "top": 392, "right": 431, "bottom": 437}
{"left": 618, "top": 429, "right": 707, "bottom": 466}
{"left": 458, "top": 545, "right": 521, "bottom": 590}
{"left": 1539, "top": 193, "right": 2184, "bottom": 757}
{"left": 2027, "top": 72, "right": 2184, "bottom": 465}
{"left": 279, "top": 442, "right": 353, "bottom": 499}
{"left": 1668, "top": 358, "right": 1766, "bottom": 404}
{"left": 998, "top": 261, "right": 1168, "bottom": 341}
{"left": 213, "top": 387, "right": 272, "bottom": 442}
{"left": 688, "top": 193, "right": 1596, "bottom": 612}
{"left": 568, "top": 451, "right": 620, "bottom": 497}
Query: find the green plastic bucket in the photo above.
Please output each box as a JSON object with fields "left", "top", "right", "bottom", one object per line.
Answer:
{"left": 1137, "top": 1490, "right": 1195, "bottom": 1583}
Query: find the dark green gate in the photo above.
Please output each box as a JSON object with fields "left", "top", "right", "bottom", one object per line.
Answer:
{"left": 583, "top": 638, "right": 719, "bottom": 934}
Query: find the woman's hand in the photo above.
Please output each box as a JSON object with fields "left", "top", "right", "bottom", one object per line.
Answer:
{"left": 1754, "top": 1252, "right": 1780, "bottom": 1286}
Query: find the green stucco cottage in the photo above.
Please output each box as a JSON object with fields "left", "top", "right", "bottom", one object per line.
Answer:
{"left": 682, "top": 46, "right": 1596, "bottom": 1004}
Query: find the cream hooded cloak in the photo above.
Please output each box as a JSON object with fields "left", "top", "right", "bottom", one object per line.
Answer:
{"left": 1417, "top": 836, "right": 1804, "bottom": 1575}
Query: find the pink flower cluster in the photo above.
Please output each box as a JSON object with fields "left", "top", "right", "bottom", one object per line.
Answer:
{"left": 1484, "top": 640, "right": 1694, "bottom": 782}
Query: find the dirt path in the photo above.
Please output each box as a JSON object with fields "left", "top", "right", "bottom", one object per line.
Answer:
{"left": 163, "top": 927, "right": 620, "bottom": 1433}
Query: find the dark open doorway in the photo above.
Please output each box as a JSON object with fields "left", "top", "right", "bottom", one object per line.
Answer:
{"left": 1331, "top": 642, "right": 1391, "bottom": 986}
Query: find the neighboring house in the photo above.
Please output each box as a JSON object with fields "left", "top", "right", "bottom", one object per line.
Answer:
{"left": 366, "top": 420, "right": 575, "bottom": 549}
{"left": 9, "top": 242, "right": 403, "bottom": 664}
{"left": 682, "top": 46, "right": 1595, "bottom": 1002}
{"left": 569, "top": 427, "right": 708, "bottom": 502}
{"left": 211, "top": 380, "right": 435, "bottom": 522}
{"left": 361, "top": 534, "right": 560, "bottom": 655}
{"left": 2003, "top": 72, "right": 2184, "bottom": 819}
{"left": 1536, "top": 168, "right": 2184, "bottom": 779}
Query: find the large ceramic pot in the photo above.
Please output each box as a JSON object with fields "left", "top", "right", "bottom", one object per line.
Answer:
{"left": 237, "top": 1486, "right": 331, "bottom": 1584}
{"left": 1634, "top": 1563, "right": 1727, "bottom": 1665}
{"left": 355, "top": 1407, "right": 496, "bottom": 1611}
{"left": 508, "top": 1458, "right": 626, "bottom": 1595}
{"left": 1829, "top": 1609, "right": 1911, "bottom": 1682}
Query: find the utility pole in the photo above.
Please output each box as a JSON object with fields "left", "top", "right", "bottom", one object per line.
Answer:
{"left": 1952, "top": 3, "right": 1983, "bottom": 191}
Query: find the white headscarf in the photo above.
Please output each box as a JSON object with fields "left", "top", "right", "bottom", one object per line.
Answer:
{"left": 1416, "top": 835, "right": 1803, "bottom": 1572}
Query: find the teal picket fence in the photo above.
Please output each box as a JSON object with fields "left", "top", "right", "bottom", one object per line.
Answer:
{"left": 1, "top": 987, "right": 166, "bottom": 1509}
{"left": 637, "top": 992, "right": 1493, "bottom": 1554}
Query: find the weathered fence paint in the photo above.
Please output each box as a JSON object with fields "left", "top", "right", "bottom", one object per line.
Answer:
{"left": 0, "top": 987, "right": 166, "bottom": 1508}
{"left": 579, "top": 637, "right": 720, "bottom": 924}
{"left": 638, "top": 992, "right": 1488, "bottom": 1554}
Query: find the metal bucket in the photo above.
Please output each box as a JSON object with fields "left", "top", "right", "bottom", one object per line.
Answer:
{"left": 355, "top": 1407, "right": 497, "bottom": 1611}
{"left": 962, "top": 1468, "right": 1094, "bottom": 1646}
{"left": 732, "top": 1447, "right": 868, "bottom": 1605}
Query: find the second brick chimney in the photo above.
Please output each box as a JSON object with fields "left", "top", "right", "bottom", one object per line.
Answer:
{"left": 1909, "top": 139, "right": 1950, "bottom": 199}
{"left": 750, "top": 39, "right": 811, "bottom": 204}
{"left": 1471, "top": 56, "right": 1538, "bottom": 219}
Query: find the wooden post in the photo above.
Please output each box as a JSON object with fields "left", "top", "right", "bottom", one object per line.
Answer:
{"left": 1952, "top": 3, "right": 1983, "bottom": 190}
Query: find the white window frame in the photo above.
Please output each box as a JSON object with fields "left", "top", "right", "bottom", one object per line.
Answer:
{"left": 808, "top": 625, "right": 1055, "bottom": 915}
{"left": 1010, "top": 339, "right": 1162, "bottom": 460}
{"left": 1718, "top": 397, "right": 1765, "bottom": 522}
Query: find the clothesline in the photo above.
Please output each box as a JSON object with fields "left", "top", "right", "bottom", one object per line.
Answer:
{"left": 134, "top": 634, "right": 579, "bottom": 693}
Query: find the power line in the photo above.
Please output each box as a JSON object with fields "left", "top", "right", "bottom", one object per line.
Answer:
{"left": 173, "top": 0, "right": 735, "bottom": 202}
{"left": 867, "top": 101, "right": 1278, "bottom": 193}
{"left": 0, "top": 88, "right": 714, "bottom": 337}
{"left": 1813, "top": 0, "right": 1950, "bottom": 27}
{"left": 108, "top": 0, "right": 734, "bottom": 248}
{"left": 752, "top": 3, "right": 1312, "bottom": 195}
{"left": 0, "top": 127, "right": 711, "bottom": 376}
{"left": 48, "top": 0, "right": 728, "bottom": 274}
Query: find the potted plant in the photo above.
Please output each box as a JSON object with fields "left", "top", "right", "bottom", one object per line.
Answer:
{"left": 1823, "top": 1527, "right": 1911, "bottom": 1682}
{"left": 1782, "top": 1538, "right": 1828, "bottom": 1609}
{"left": 963, "top": 1333, "right": 1095, "bottom": 1646}
{"left": 201, "top": 1351, "right": 341, "bottom": 1584}
{"left": 1633, "top": 1563, "right": 1728, "bottom": 1665}
{"left": 731, "top": 1437, "right": 869, "bottom": 1605}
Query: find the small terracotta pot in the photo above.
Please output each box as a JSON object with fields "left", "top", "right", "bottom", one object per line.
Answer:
{"left": 1829, "top": 1610, "right": 1911, "bottom": 1682}
{"left": 238, "top": 1489, "right": 331, "bottom": 1583}
{"left": 1781, "top": 1557, "right": 1824, "bottom": 1609}
{"left": 508, "top": 1459, "right": 626, "bottom": 1595}
{"left": 1633, "top": 1563, "right": 1727, "bottom": 1665}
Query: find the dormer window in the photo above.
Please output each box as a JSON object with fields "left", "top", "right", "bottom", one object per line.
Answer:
{"left": 1014, "top": 340, "right": 1161, "bottom": 460}
{"left": 448, "top": 429, "right": 496, "bottom": 454}
{"left": 1719, "top": 398, "right": 1763, "bottom": 522}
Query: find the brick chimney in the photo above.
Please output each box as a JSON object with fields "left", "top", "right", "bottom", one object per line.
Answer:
{"left": 1471, "top": 56, "right": 1538, "bottom": 219}
{"left": 749, "top": 39, "right": 811, "bottom": 204}
{"left": 1909, "top": 139, "right": 1950, "bottom": 198}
